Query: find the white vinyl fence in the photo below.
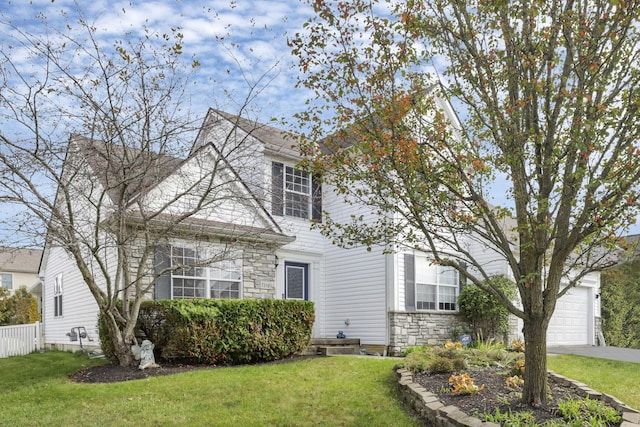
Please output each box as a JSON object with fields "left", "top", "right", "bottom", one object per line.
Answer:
{"left": 0, "top": 322, "right": 42, "bottom": 358}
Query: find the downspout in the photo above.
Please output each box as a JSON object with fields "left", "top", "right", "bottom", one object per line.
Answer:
{"left": 384, "top": 250, "right": 395, "bottom": 357}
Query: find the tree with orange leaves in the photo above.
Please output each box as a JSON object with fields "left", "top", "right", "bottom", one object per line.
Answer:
{"left": 290, "top": 0, "right": 640, "bottom": 408}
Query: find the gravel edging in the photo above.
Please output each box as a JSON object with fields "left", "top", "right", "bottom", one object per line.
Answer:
{"left": 396, "top": 367, "right": 640, "bottom": 427}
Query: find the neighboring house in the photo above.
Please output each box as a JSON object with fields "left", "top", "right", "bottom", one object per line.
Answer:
{"left": 39, "top": 102, "right": 601, "bottom": 354}
{"left": 0, "top": 247, "right": 43, "bottom": 295}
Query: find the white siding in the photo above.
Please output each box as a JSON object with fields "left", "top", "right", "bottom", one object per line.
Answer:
{"left": 142, "top": 147, "right": 273, "bottom": 231}
{"left": 41, "top": 246, "right": 103, "bottom": 348}
{"left": 193, "top": 112, "right": 266, "bottom": 198}
{"left": 320, "top": 183, "right": 388, "bottom": 345}
{"left": 323, "top": 244, "right": 387, "bottom": 345}
{"left": 468, "top": 237, "right": 513, "bottom": 278}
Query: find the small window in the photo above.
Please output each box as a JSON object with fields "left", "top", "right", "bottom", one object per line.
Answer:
{"left": 54, "top": 273, "right": 63, "bottom": 317}
{"left": 1, "top": 273, "right": 12, "bottom": 290}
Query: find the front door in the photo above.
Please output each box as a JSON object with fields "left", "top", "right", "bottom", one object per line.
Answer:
{"left": 285, "top": 262, "right": 308, "bottom": 300}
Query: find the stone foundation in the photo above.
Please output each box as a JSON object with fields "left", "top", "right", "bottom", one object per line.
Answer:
{"left": 388, "top": 311, "right": 465, "bottom": 355}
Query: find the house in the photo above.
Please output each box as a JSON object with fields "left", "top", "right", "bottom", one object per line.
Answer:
{"left": 38, "top": 103, "right": 601, "bottom": 354}
{"left": 469, "top": 228, "right": 602, "bottom": 347}
{"left": 0, "top": 247, "right": 43, "bottom": 296}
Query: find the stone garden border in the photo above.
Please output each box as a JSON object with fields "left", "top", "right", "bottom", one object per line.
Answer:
{"left": 396, "top": 367, "right": 640, "bottom": 427}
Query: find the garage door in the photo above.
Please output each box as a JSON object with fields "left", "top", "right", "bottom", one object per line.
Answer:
{"left": 547, "top": 286, "right": 591, "bottom": 346}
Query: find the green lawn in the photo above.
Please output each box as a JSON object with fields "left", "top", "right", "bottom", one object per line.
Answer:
{"left": 4, "top": 351, "right": 637, "bottom": 426}
{"left": 548, "top": 354, "right": 640, "bottom": 410}
{"left": 0, "top": 352, "right": 420, "bottom": 427}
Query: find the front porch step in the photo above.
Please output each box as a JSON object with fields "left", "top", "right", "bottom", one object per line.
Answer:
{"left": 303, "top": 338, "right": 362, "bottom": 356}
{"left": 317, "top": 345, "right": 360, "bottom": 356}
{"left": 312, "top": 338, "right": 360, "bottom": 346}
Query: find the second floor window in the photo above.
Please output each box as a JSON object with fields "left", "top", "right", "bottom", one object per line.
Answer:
{"left": 272, "top": 161, "right": 322, "bottom": 221}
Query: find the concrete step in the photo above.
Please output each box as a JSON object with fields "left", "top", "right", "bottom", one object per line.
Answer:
{"left": 317, "top": 345, "right": 361, "bottom": 356}
{"left": 303, "top": 338, "right": 362, "bottom": 356}
{"left": 311, "top": 338, "right": 361, "bottom": 346}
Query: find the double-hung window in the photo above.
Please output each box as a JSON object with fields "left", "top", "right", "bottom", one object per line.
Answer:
{"left": 54, "top": 273, "right": 63, "bottom": 317}
{"left": 271, "top": 161, "right": 322, "bottom": 221}
{"left": 415, "top": 257, "right": 459, "bottom": 311}
{"left": 171, "top": 247, "right": 207, "bottom": 298}
{"left": 209, "top": 258, "right": 242, "bottom": 299}
{"left": 154, "top": 246, "right": 242, "bottom": 300}
{"left": 1, "top": 273, "right": 12, "bottom": 290}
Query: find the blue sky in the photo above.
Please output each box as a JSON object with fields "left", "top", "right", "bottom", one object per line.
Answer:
{"left": 1, "top": 0, "right": 314, "bottom": 124}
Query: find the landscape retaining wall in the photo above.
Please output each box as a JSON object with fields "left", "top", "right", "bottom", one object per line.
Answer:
{"left": 396, "top": 367, "right": 640, "bottom": 427}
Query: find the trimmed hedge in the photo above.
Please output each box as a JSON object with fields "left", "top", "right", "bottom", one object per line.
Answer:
{"left": 134, "top": 299, "right": 315, "bottom": 365}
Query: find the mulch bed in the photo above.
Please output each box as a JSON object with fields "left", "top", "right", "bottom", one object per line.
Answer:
{"left": 413, "top": 366, "right": 599, "bottom": 425}
{"left": 69, "top": 355, "right": 317, "bottom": 384}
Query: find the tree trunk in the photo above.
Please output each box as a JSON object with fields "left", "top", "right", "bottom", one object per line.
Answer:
{"left": 522, "top": 316, "right": 549, "bottom": 407}
{"left": 102, "top": 308, "right": 137, "bottom": 367}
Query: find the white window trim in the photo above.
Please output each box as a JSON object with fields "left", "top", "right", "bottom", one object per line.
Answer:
{"left": 169, "top": 246, "right": 243, "bottom": 300}
{"left": 415, "top": 257, "right": 459, "bottom": 312}
{"left": 1, "top": 272, "right": 12, "bottom": 290}
{"left": 284, "top": 166, "right": 312, "bottom": 218}
{"left": 54, "top": 273, "right": 63, "bottom": 317}
{"left": 272, "top": 161, "right": 321, "bottom": 221}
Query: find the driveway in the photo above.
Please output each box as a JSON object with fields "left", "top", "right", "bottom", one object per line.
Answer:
{"left": 548, "top": 345, "right": 640, "bottom": 364}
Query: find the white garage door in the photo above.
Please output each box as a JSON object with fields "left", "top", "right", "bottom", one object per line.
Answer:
{"left": 547, "top": 286, "right": 591, "bottom": 346}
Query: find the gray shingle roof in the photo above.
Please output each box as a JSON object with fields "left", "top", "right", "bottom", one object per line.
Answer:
{"left": 71, "top": 135, "right": 185, "bottom": 205}
{"left": 209, "top": 109, "right": 301, "bottom": 159}
{"left": 0, "top": 247, "right": 43, "bottom": 274}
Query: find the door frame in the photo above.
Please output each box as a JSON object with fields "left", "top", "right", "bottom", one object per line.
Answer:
{"left": 284, "top": 261, "right": 309, "bottom": 301}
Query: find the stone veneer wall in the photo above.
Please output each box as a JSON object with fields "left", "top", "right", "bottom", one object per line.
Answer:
{"left": 129, "top": 237, "right": 279, "bottom": 301}
{"left": 241, "top": 245, "right": 277, "bottom": 299}
{"left": 388, "top": 311, "right": 466, "bottom": 356}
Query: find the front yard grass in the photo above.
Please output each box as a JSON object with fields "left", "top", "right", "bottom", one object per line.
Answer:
{"left": 547, "top": 354, "right": 640, "bottom": 410}
{"left": 0, "top": 352, "right": 420, "bottom": 427}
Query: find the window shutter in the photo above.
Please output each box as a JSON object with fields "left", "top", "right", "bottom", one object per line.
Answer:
{"left": 271, "top": 162, "right": 284, "bottom": 216}
{"left": 404, "top": 254, "right": 416, "bottom": 311}
{"left": 458, "top": 261, "right": 467, "bottom": 292}
{"left": 154, "top": 245, "right": 172, "bottom": 300}
{"left": 312, "top": 175, "right": 322, "bottom": 222}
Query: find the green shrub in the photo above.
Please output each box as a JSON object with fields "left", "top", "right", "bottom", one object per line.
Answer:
{"left": 482, "top": 398, "right": 621, "bottom": 427}
{"left": 403, "top": 346, "right": 437, "bottom": 373}
{"left": 136, "top": 299, "right": 315, "bottom": 365}
{"left": 403, "top": 343, "right": 468, "bottom": 374}
{"left": 403, "top": 345, "right": 428, "bottom": 356}
{"left": 0, "top": 287, "right": 40, "bottom": 326}
{"left": 601, "top": 260, "right": 640, "bottom": 348}
{"left": 429, "top": 356, "right": 455, "bottom": 373}
{"left": 451, "top": 357, "right": 467, "bottom": 372}
{"left": 458, "top": 276, "right": 515, "bottom": 340}
{"left": 97, "top": 303, "right": 125, "bottom": 364}
{"left": 465, "top": 346, "right": 521, "bottom": 368}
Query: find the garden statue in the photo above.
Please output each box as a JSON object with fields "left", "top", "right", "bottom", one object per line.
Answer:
{"left": 131, "top": 339, "right": 159, "bottom": 370}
